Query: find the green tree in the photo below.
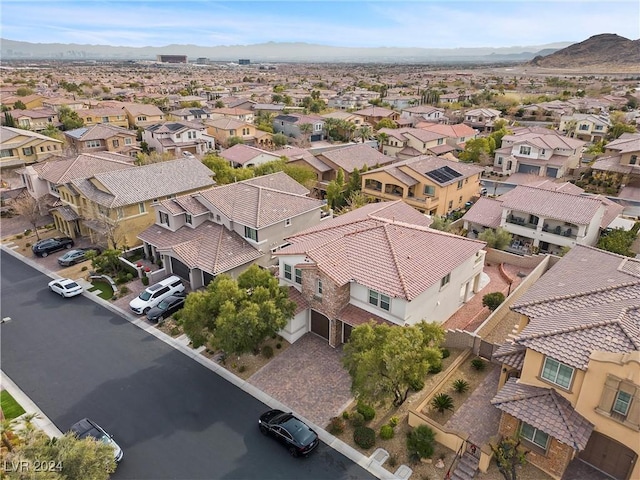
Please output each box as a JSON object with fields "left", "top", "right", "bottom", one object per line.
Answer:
{"left": 342, "top": 321, "right": 444, "bottom": 407}
{"left": 41, "top": 124, "right": 64, "bottom": 141}
{"left": 201, "top": 153, "right": 252, "bottom": 184}
{"left": 16, "top": 87, "right": 34, "bottom": 96}
{"left": 355, "top": 125, "right": 373, "bottom": 143}
{"left": 347, "top": 167, "right": 361, "bottom": 195}
{"left": 459, "top": 137, "right": 495, "bottom": 164}
{"left": 58, "top": 105, "right": 83, "bottom": 130}
{"left": 597, "top": 227, "right": 637, "bottom": 257}
{"left": 252, "top": 158, "right": 316, "bottom": 188}
{"left": 429, "top": 216, "right": 452, "bottom": 232}
{"left": 478, "top": 227, "right": 512, "bottom": 250}
{"left": 4, "top": 111, "right": 16, "bottom": 127}
{"left": 227, "top": 136, "right": 244, "bottom": 147}
{"left": 482, "top": 292, "right": 506, "bottom": 311}
{"left": 13, "top": 100, "right": 27, "bottom": 110}
{"left": 608, "top": 122, "right": 637, "bottom": 141}
{"left": 298, "top": 123, "right": 313, "bottom": 145}
{"left": 326, "top": 168, "right": 346, "bottom": 210}
{"left": 376, "top": 132, "right": 389, "bottom": 152}
{"left": 490, "top": 437, "right": 528, "bottom": 480}
{"left": 375, "top": 118, "right": 397, "bottom": 130}
{"left": 336, "top": 190, "right": 371, "bottom": 214}
{"left": 272, "top": 133, "right": 288, "bottom": 147}
{"left": 406, "top": 425, "right": 436, "bottom": 460}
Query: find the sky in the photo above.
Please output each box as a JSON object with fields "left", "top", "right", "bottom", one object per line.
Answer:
{"left": 2, "top": 0, "right": 639, "bottom": 50}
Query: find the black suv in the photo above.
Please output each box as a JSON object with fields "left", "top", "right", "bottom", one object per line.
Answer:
{"left": 32, "top": 237, "right": 74, "bottom": 257}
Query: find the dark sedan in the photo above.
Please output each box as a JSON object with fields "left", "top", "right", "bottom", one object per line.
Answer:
{"left": 145, "top": 293, "right": 186, "bottom": 323}
{"left": 32, "top": 237, "right": 74, "bottom": 257}
{"left": 258, "top": 409, "right": 319, "bottom": 457}
{"left": 57, "top": 247, "right": 102, "bottom": 266}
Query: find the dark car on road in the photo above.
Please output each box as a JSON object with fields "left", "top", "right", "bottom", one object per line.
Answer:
{"left": 145, "top": 293, "right": 186, "bottom": 323}
{"left": 69, "top": 418, "right": 123, "bottom": 463}
{"left": 57, "top": 247, "right": 102, "bottom": 266}
{"left": 258, "top": 409, "right": 319, "bottom": 457}
{"left": 32, "top": 237, "right": 74, "bottom": 257}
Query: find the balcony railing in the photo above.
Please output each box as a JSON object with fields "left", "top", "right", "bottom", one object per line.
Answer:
{"left": 506, "top": 216, "right": 537, "bottom": 230}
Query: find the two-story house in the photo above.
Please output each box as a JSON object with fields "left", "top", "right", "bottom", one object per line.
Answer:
{"left": 138, "top": 172, "right": 328, "bottom": 289}
{"left": 2, "top": 94, "right": 46, "bottom": 110}
{"left": 352, "top": 106, "right": 399, "bottom": 126}
{"left": 415, "top": 123, "right": 478, "bottom": 150}
{"left": 492, "top": 127, "right": 585, "bottom": 178}
{"left": 205, "top": 117, "right": 272, "bottom": 148}
{"left": 400, "top": 105, "right": 447, "bottom": 125}
{"left": 361, "top": 155, "right": 483, "bottom": 216}
{"left": 462, "top": 180, "right": 623, "bottom": 255}
{"left": 377, "top": 127, "right": 451, "bottom": 158}
{"left": 463, "top": 108, "right": 502, "bottom": 132}
{"left": 491, "top": 245, "right": 639, "bottom": 480}
{"left": 121, "top": 103, "right": 165, "bottom": 129}
{"left": 0, "top": 126, "right": 64, "bottom": 170}
{"left": 64, "top": 124, "right": 139, "bottom": 157}
{"left": 275, "top": 200, "right": 486, "bottom": 345}
{"left": 273, "top": 113, "right": 325, "bottom": 142}
{"left": 559, "top": 113, "right": 611, "bottom": 143}
{"left": 168, "top": 107, "right": 214, "bottom": 123}
{"left": 142, "top": 121, "right": 215, "bottom": 157}
{"left": 210, "top": 107, "right": 255, "bottom": 124}
{"left": 591, "top": 133, "right": 640, "bottom": 187}
{"left": 314, "top": 143, "right": 395, "bottom": 189}
{"left": 41, "top": 97, "right": 85, "bottom": 113}
{"left": 76, "top": 107, "right": 130, "bottom": 128}
{"left": 219, "top": 144, "right": 280, "bottom": 168}
{"left": 4, "top": 108, "right": 59, "bottom": 132}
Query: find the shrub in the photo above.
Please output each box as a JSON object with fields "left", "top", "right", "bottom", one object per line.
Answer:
{"left": 141, "top": 276, "right": 149, "bottom": 286}
{"left": 81, "top": 266, "right": 88, "bottom": 271}
{"left": 119, "top": 285, "right": 130, "bottom": 296}
{"left": 356, "top": 403, "right": 376, "bottom": 421}
{"left": 350, "top": 412, "right": 365, "bottom": 427}
{"left": 125, "top": 273, "right": 134, "bottom": 281}
{"left": 327, "top": 417, "right": 345, "bottom": 435}
{"left": 440, "top": 348, "right": 450, "bottom": 359}
{"left": 275, "top": 342, "right": 282, "bottom": 349}
{"left": 452, "top": 379, "right": 470, "bottom": 394}
{"left": 353, "top": 426, "right": 376, "bottom": 449}
{"left": 389, "top": 416, "right": 399, "bottom": 428}
{"left": 238, "top": 365, "right": 246, "bottom": 373}
{"left": 261, "top": 345, "right": 274, "bottom": 359}
{"left": 170, "top": 326, "right": 181, "bottom": 336}
{"left": 431, "top": 393, "right": 454, "bottom": 414}
{"left": 388, "top": 453, "right": 398, "bottom": 468}
{"left": 482, "top": 292, "right": 506, "bottom": 311}
{"left": 406, "top": 425, "right": 436, "bottom": 459}
{"left": 428, "top": 361, "right": 443, "bottom": 374}
{"left": 471, "top": 358, "right": 486, "bottom": 371}
{"left": 409, "top": 377, "right": 425, "bottom": 391}
{"left": 24, "top": 229, "right": 32, "bottom": 235}
{"left": 379, "top": 425, "right": 394, "bottom": 440}
{"left": 25, "top": 243, "right": 31, "bottom": 248}
{"left": 15, "top": 234, "right": 22, "bottom": 240}
{"left": 342, "top": 411, "right": 350, "bottom": 420}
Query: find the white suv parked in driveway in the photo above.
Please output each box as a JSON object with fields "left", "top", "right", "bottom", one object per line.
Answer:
{"left": 129, "top": 275, "right": 185, "bottom": 314}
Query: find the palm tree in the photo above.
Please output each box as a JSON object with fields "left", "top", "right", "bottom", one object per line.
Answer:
{"left": 356, "top": 125, "right": 373, "bottom": 143}
{"left": 375, "top": 132, "right": 389, "bottom": 153}
{"left": 298, "top": 123, "right": 313, "bottom": 146}
{"left": 431, "top": 393, "right": 454, "bottom": 414}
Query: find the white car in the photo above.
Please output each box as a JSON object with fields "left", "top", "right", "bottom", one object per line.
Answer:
{"left": 48, "top": 278, "right": 83, "bottom": 298}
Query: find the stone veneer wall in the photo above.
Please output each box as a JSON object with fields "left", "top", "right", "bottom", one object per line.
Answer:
{"left": 498, "top": 413, "right": 574, "bottom": 480}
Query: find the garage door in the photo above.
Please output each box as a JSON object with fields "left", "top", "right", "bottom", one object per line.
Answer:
{"left": 310, "top": 310, "right": 330, "bottom": 340}
{"left": 579, "top": 432, "right": 637, "bottom": 480}
{"left": 517, "top": 164, "right": 540, "bottom": 175}
{"left": 170, "top": 257, "right": 190, "bottom": 281}
{"left": 310, "top": 134, "right": 322, "bottom": 142}
{"left": 546, "top": 167, "right": 559, "bottom": 178}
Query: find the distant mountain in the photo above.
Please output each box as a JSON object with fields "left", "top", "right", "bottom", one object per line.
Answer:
{"left": 530, "top": 34, "right": 640, "bottom": 68}
{"left": 0, "top": 38, "right": 571, "bottom": 63}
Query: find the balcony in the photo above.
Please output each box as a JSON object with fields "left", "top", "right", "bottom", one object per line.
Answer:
{"left": 542, "top": 223, "right": 578, "bottom": 239}
{"left": 506, "top": 216, "right": 537, "bottom": 230}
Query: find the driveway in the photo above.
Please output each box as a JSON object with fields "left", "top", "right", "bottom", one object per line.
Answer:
{"left": 248, "top": 333, "right": 353, "bottom": 428}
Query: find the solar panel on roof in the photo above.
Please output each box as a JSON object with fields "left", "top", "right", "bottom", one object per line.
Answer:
{"left": 425, "top": 166, "right": 463, "bottom": 184}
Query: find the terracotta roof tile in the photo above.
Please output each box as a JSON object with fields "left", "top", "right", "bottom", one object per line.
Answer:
{"left": 462, "top": 197, "right": 503, "bottom": 228}
{"left": 318, "top": 143, "right": 394, "bottom": 171}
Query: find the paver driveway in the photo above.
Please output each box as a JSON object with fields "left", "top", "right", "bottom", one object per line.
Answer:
{"left": 248, "top": 333, "right": 353, "bottom": 428}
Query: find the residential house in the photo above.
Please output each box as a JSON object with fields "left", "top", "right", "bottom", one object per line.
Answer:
{"left": 3, "top": 108, "right": 59, "bottom": 132}
{"left": 400, "top": 105, "right": 447, "bottom": 125}
{"left": 168, "top": 107, "right": 214, "bottom": 123}
{"left": 491, "top": 245, "right": 639, "bottom": 480}
{"left": 273, "top": 113, "right": 325, "bottom": 142}
{"left": 121, "top": 103, "right": 165, "bottom": 128}
{"left": 273, "top": 146, "right": 332, "bottom": 196}
{"left": 384, "top": 95, "right": 420, "bottom": 110}
{"left": 0, "top": 126, "right": 64, "bottom": 170}
{"left": 376, "top": 127, "right": 451, "bottom": 159}
{"left": 41, "top": 97, "right": 85, "bottom": 112}
{"left": 2, "top": 94, "right": 46, "bottom": 110}
{"left": 275, "top": 200, "right": 486, "bottom": 345}
{"left": 142, "top": 121, "right": 215, "bottom": 157}
{"left": 64, "top": 124, "right": 139, "bottom": 157}
{"left": 314, "top": 143, "right": 395, "bottom": 188}
{"left": 492, "top": 127, "right": 585, "bottom": 178}
{"left": 415, "top": 122, "right": 478, "bottom": 150}
{"left": 327, "top": 92, "right": 378, "bottom": 110}
{"left": 361, "top": 155, "right": 483, "bottom": 216}
{"left": 168, "top": 95, "right": 208, "bottom": 109}
{"left": 463, "top": 108, "right": 502, "bottom": 132}
{"left": 76, "top": 107, "right": 129, "bottom": 128}
{"left": 210, "top": 107, "right": 255, "bottom": 124}
{"left": 462, "top": 180, "right": 623, "bottom": 255}
{"left": 49, "top": 156, "right": 215, "bottom": 247}
{"left": 590, "top": 133, "right": 640, "bottom": 186}
{"left": 321, "top": 111, "right": 364, "bottom": 127}
{"left": 219, "top": 144, "right": 280, "bottom": 168}
{"left": 352, "top": 106, "right": 399, "bottom": 126}
{"left": 138, "top": 172, "right": 328, "bottom": 289}
{"left": 205, "top": 117, "right": 272, "bottom": 149}
{"left": 559, "top": 113, "right": 611, "bottom": 143}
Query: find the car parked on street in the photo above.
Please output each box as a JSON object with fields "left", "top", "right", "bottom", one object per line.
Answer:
{"left": 32, "top": 237, "right": 74, "bottom": 257}
{"left": 69, "top": 418, "right": 123, "bottom": 463}
{"left": 48, "top": 278, "right": 83, "bottom": 298}
{"left": 146, "top": 293, "right": 186, "bottom": 323}
{"left": 57, "top": 247, "right": 102, "bottom": 266}
{"left": 258, "top": 409, "right": 319, "bottom": 457}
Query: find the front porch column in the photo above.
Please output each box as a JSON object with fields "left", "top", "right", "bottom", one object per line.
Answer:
{"left": 464, "top": 281, "right": 472, "bottom": 302}
{"left": 472, "top": 273, "right": 481, "bottom": 293}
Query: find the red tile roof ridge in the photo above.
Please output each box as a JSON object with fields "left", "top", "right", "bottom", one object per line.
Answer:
{"left": 381, "top": 224, "right": 410, "bottom": 298}
{"left": 549, "top": 389, "right": 583, "bottom": 450}
{"left": 515, "top": 317, "right": 630, "bottom": 341}
{"left": 513, "top": 280, "right": 640, "bottom": 309}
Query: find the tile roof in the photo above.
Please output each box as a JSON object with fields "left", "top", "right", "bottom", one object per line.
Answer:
{"left": 503, "top": 131, "right": 584, "bottom": 151}
{"left": 205, "top": 117, "right": 248, "bottom": 130}
{"left": 65, "top": 124, "right": 135, "bottom": 141}
{"left": 367, "top": 155, "right": 483, "bottom": 186}
{"left": 71, "top": 157, "right": 215, "bottom": 207}
{"left": 591, "top": 155, "right": 639, "bottom": 175}
{"left": 219, "top": 144, "right": 279, "bottom": 165}
{"left": 337, "top": 303, "right": 395, "bottom": 327}
{"left": 138, "top": 221, "right": 261, "bottom": 274}
{"left": 287, "top": 286, "right": 309, "bottom": 315}
{"left": 318, "top": 144, "right": 394, "bottom": 172}
{"left": 420, "top": 123, "right": 477, "bottom": 138}
{"left": 492, "top": 343, "right": 526, "bottom": 370}
{"left": 32, "top": 152, "right": 135, "bottom": 184}
{"left": 491, "top": 378, "right": 594, "bottom": 451}
{"left": 353, "top": 106, "right": 397, "bottom": 117}
{"left": 243, "top": 171, "right": 310, "bottom": 196}
{"left": 605, "top": 132, "right": 640, "bottom": 153}
{"left": 462, "top": 197, "right": 503, "bottom": 228}
{"left": 280, "top": 201, "right": 483, "bottom": 300}
{"left": 196, "top": 174, "right": 323, "bottom": 228}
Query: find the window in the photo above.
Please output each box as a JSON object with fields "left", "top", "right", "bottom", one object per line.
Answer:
{"left": 112, "top": 139, "right": 120, "bottom": 148}
{"left": 579, "top": 123, "right": 589, "bottom": 131}
{"left": 457, "top": 180, "right": 463, "bottom": 189}
{"left": 137, "top": 116, "right": 147, "bottom": 122}
{"left": 125, "top": 138, "right": 132, "bottom": 145}
{"left": 369, "top": 289, "right": 390, "bottom": 311}
{"left": 86, "top": 140, "right": 101, "bottom": 148}
{"left": 613, "top": 391, "right": 632, "bottom": 416}
{"left": 285, "top": 218, "right": 292, "bottom": 227}
{"left": 520, "top": 422, "right": 549, "bottom": 450}
{"left": 441, "top": 273, "right": 450, "bottom": 288}
{"left": 595, "top": 125, "right": 603, "bottom": 131}
{"left": 244, "top": 226, "right": 258, "bottom": 242}
{"left": 630, "top": 155, "right": 637, "bottom": 165}
{"left": 102, "top": 116, "right": 109, "bottom": 123}
{"left": 284, "top": 264, "right": 292, "bottom": 280}
{"left": 159, "top": 211, "right": 170, "bottom": 226}
{"left": 437, "top": 138, "right": 444, "bottom": 145}
{"left": 316, "top": 279, "right": 323, "bottom": 296}
{"left": 424, "top": 185, "right": 435, "bottom": 196}
{"left": 541, "top": 357, "right": 574, "bottom": 389}
{"left": 138, "top": 202, "right": 146, "bottom": 214}
{"left": 294, "top": 268, "right": 302, "bottom": 284}
{"left": 448, "top": 200, "right": 453, "bottom": 209}
{"left": 22, "top": 147, "right": 34, "bottom": 156}
{"left": 519, "top": 146, "right": 531, "bottom": 155}
{"left": 185, "top": 213, "right": 192, "bottom": 224}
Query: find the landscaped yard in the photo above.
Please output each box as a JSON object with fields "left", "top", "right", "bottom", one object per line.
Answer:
{"left": 89, "top": 280, "right": 114, "bottom": 300}
{"left": 1, "top": 390, "right": 25, "bottom": 420}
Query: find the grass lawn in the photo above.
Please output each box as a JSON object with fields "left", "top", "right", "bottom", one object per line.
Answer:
{"left": 90, "top": 280, "right": 114, "bottom": 300}
{"left": 1, "top": 390, "right": 26, "bottom": 420}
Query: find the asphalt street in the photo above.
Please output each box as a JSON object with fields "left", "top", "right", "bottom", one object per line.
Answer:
{"left": 0, "top": 250, "right": 376, "bottom": 480}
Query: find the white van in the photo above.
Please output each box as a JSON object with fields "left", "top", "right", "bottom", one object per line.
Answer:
{"left": 129, "top": 275, "right": 185, "bottom": 314}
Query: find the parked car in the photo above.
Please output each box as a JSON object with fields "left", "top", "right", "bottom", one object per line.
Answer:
{"left": 146, "top": 293, "right": 186, "bottom": 323}
{"left": 258, "top": 409, "right": 319, "bottom": 457}
{"left": 32, "top": 237, "right": 74, "bottom": 257}
{"left": 57, "top": 247, "right": 102, "bottom": 266}
{"left": 129, "top": 275, "right": 185, "bottom": 315}
{"left": 69, "top": 418, "right": 123, "bottom": 463}
{"left": 48, "top": 278, "right": 83, "bottom": 298}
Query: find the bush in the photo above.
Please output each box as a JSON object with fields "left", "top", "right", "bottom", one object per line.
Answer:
{"left": 409, "top": 377, "right": 425, "bottom": 391}
{"left": 428, "top": 361, "right": 443, "bottom": 374}
{"left": 440, "top": 348, "right": 450, "bottom": 359}
{"left": 25, "top": 243, "right": 31, "bottom": 248}
{"left": 388, "top": 453, "right": 398, "bottom": 468}
{"left": 389, "top": 416, "right": 399, "bottom": 428}
{"left": 356, "top": 403, "right": 376, "bottom": 421}
{"left": 119, "top": 285, "right": 130, "bottom": 296}
{"left": 275, "top": 342, "right": 282, "bottom": 349}
{"left": 81, "top": 266, "right": 88, "bottom": 271}
{"left": 379, "top": 424, "right": 394, "bottom": 440}
{"left": 350, "top": 412, "right": 365, "bottom": 427}
{"left": 342, "top": 411, "right": 350, "bottom": 420}
{"left": 431, "top": 393, "right": 454, "bottom": 414}
{"left": 406, "top": 425, "right": 436, "bottom": 459}
{"left": 471, "top": 358, "right": 486, "bottom": 371}
{"left": 238, "top": 365, "right": 246, "bottom": 373}
{"left": 15, "top": 234, "right": 22, "bottom": 240}
{"left": 452, "top": 379, "right": 470, "bottom": 394}
{"left": 482, "top": 292, "right": 506, "bottom": 311}
{"left": 261, "top": 345, "right": 274, "bottom": 359}
{"left": 327, "top": 417, "right": 345, "bottom": 435}
{"left": 125, "top": 273, "right": 134, "bottom": 281}
{"left": 141, "top": 276, "right": 149, "bottom": 286}
{"left": 353, "top": 426, "right": 376, "bottom": 449}
{"left": 24, "top": 229, "right": 32, "bottom": 235}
